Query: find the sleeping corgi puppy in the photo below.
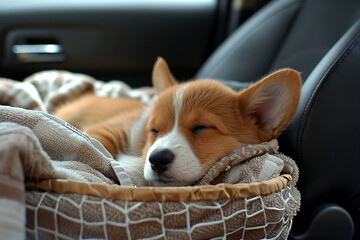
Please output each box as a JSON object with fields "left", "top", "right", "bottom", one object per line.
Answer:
{"left": 54, "top": 58, "right": 302, "bottom": 186}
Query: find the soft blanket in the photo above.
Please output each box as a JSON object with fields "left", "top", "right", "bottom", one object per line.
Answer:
{"left": 0, "top": 71, "right": 300, "bottom": 239}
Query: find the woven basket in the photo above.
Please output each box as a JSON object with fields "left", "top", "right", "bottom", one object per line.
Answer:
{"left": 25, "top": 174, "right": 299, "bottom": 240}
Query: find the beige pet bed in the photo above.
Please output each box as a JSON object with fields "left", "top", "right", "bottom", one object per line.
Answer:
{"left": 25, "top": 174, "right": 297, "bottom": 239}
{"left": 0, "top": 71, "right": 300, "bottom": 239}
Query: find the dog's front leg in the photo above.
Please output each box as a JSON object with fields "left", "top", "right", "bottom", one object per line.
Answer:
{"left": 85, "top": 122, "right": 128, "bottom": 157}
{"left": 84, "top": 106, "right": 144, "bottom": 157}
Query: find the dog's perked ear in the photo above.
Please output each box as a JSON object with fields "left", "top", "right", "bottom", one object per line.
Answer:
{"left": 237, "top": 69, "right": 302, "bottom": 139}
{"left": 152, "top": 57, "right": 178, "bottom": 94}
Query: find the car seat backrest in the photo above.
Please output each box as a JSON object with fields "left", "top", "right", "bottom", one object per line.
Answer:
{"left": 280, "top": 18, "right": 360, "bottom": 239}
{"left": 196, "top": 0, "right": 360, "bottom": 82}
{"left": 270, "top": 0, "right": 360, "bottom": 79}
{"left": 195, "top": 0, "right": 302, "bottom": 83}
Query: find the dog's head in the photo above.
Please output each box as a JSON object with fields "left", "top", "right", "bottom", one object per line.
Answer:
{"left": 143, "top": 58, "right": 302, "bottom": 186}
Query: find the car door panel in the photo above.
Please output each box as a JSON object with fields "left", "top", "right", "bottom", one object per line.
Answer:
{"left": 0, "top": 0, "right": 217, "bottom": 86}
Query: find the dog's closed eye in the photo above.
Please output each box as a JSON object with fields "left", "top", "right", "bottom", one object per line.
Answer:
{"left": 191, "top": 125, "right": 214, "bottom": 135}
{"left": 151, "top": 128, "right": 159, "bottom": 135}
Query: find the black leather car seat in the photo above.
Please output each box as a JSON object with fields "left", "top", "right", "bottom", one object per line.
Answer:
{"left": 195, "top": 0, "right": 360, "bottom": 239}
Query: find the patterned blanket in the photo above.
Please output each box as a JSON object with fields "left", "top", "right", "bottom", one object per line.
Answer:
{"left": 0, "top": 71, "right": 300, "bottom": 239}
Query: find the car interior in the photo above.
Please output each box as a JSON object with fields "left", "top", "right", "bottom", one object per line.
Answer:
{"left": 0, "top": 0, "right": 359, "bottom": 239}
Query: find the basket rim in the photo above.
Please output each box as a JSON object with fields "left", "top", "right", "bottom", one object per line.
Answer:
{"left": 25, "top": 174, "right": 292, "bottom": 202}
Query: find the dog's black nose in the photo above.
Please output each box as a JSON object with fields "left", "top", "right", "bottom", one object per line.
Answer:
{"left": 149, "top": 149, "right": 174, "bottom": 174}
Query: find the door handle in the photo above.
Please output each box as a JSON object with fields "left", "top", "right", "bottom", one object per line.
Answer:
{"left": 12, "top": 44, "right": 65, "bottom": 63}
